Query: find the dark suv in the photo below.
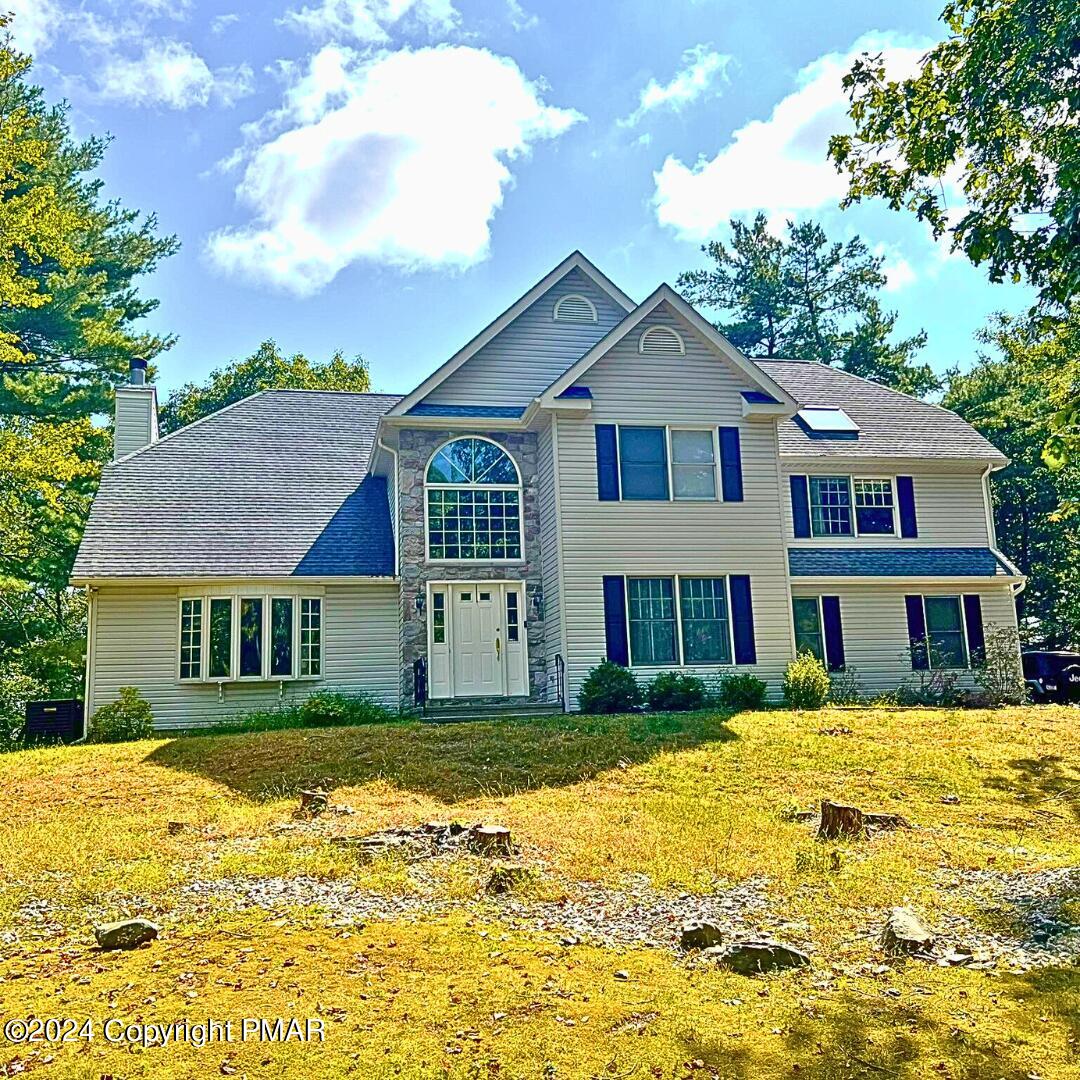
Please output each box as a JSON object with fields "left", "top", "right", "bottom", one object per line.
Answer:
{"left": 1022, "top": 651, "right": 1080, "bottom": 703}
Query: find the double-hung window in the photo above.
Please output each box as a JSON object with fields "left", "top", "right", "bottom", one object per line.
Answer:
{"left": 923, "top": 596, "right": 968, "bottom": 669}
{"left": 792, "top": 598, "right": 825, "bottom": 662}
{"left": 853, "top": 479, "right": 895, "bottom": 535}
{"left": 628, "top": 578, "right": 677, "bottom": 663}
{"left": 679, "top": 577, "right": 731, "bottom": 663}
{"left": 618, "top": 427, "right": 669, "bottom": 500}
{"left": 809, "top": 476, "right": 853, "bottom": 536}
{"left": 809, "top": 476, "right": 897, "bottom": 537}
{"left": 627, "top": 576, "right": 733, "bottom": 667}
{"left": 670, "top": 429, "right": 718, "bottom": 500}
{"left": 179, "top": 594, "right": 322, "bottom": 681}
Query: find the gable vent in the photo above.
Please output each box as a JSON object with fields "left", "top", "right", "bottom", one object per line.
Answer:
{"left": 553, "top": 293, "right": 598, "bottom": 323}
{"left": 639, "top": 325, "right": 685, "bottom": 356}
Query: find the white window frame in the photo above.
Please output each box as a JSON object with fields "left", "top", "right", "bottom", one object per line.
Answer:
{"left": 790, "top": 596, "right": 826, "bottom": 662}
{"left": 624, "top": 574, "right": 736, "bottom": 669}
{"left": 553, "top": 293, "right": 598, "bottom": 323}
{"left": 808, "top": 475, "right": 897, "bottom": 539}
{"left": 424, "top": 436, "right": 525, "bottom": 565}
{"left": 919, "top": 594, "right": 970, "bottom": 671}
{"left": 177, "top": 591, "right": 323, "bottom": 684}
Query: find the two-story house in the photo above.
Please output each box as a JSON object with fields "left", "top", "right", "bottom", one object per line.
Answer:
{"left": 72, "top": 253, "right": 1023, "bottom": 728}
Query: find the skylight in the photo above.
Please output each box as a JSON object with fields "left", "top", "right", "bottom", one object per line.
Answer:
{"left": 797, "top": 407, "right": 859, "bottom": 434}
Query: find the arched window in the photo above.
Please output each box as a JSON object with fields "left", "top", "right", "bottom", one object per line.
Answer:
{"left": 639, "top": 325, "right": 685, "bottom": 355}
{"left": 426, "top": 437, "right": 522, "bottom": 561}
{"left": 553, "top": 293, "right": 598, "bottom": 323}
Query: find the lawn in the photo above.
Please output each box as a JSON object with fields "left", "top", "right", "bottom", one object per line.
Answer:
{"left": 0, "top": 706, "right": 1077, "bottom": 1079}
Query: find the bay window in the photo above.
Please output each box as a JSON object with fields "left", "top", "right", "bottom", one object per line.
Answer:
{"left": 179, "top": 593, "right": 322, "bottom": 681}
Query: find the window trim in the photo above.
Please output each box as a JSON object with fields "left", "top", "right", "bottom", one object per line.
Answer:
{"left": 807, "top": 474, "right": 897, "bottom": 539}
{"left": 852, "top": 477, "right": 897, "bottom": 537}
{"left": 176, "top": 591, "right": 323, "bottom": 684}
{"left": 424, "top": 436, "right": 525, "bottom": 564}
{"left": 623, "top": 574, "right": 736, "bottom": 668}
{"left": 791, "top": 596, "right": 826, "bottom": 663}
{"left": 920, "top": 594, "right": 970, "bottom": 671}
{"left": 609, "top": 424, "right": 725, "bottom": 504}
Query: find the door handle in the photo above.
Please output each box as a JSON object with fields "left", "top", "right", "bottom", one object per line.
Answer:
{"left": 495, "top": 637, "right": 502, "bottom": 660}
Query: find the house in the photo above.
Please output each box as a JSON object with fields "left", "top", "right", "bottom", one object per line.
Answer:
{"left": 72, "top": 253, "right": 1023, "bottom": 728}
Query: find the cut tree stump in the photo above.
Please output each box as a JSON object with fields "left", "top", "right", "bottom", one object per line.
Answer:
{"left": 818, "top": 800, "right": 865, "bottom": 838}
{"left": 469, "top": 825, "right": 512, "bottom": 857}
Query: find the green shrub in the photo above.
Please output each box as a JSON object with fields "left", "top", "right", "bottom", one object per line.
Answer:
{"left": 89, "top": 687, "right": 154, "bottom": 743}
{"left": 0, "top": 663, "right": 48, "bottom": 751}
{"left": 828, "top": 666, "right": 863, "bottom": 705}
{"left": 711, "top": 672, "right": 768, "bottom": 712}
{"left": 578, "top": 660, "right": 642, "bottom": 715}
{"left": 645, "top": 671, "right": 706, "bottom": 712}
{"left": 783, "top": 653, "right": 831, "bottom": 709}
{"left": 297, "top": 691, "right": 394, "bottom": 727}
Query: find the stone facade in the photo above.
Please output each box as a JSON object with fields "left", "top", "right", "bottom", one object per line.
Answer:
{"left": 395, "top": 428, "right": 549, "bottom": 707}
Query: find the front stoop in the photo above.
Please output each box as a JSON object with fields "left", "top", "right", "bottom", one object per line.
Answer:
{"left": 417, "top": 699, "right": 564, "bottom": 724}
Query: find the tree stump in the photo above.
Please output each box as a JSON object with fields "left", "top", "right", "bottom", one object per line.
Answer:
{"left": 818, "top": 800, "right": 865, "bottom": 839}
{"left": 468, "top": 825, "right": 512, "bottom": 857}
{"left": 299, "top": 789, "right": 329, "bottom": 815}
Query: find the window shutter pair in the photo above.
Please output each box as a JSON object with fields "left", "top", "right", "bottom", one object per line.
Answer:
{"left": 789, "top": 474, "right": 918, "bottom": 537}
{"left": 595, "top": 425, "right": 744, "bottom": 502}
{"left": 602, "top": 575, "right": 757, "bottom": 666}
{"left": 904, "top": 594, "right": 985, "bottom": 669}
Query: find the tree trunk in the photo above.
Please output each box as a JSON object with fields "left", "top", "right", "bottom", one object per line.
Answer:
{"left": 818, "top": 800, "right": 865, "bottom": 839}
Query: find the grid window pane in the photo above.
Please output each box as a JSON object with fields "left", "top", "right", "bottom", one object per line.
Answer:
{"left": 300, "top": 598, "right": 322, "bottom": 677}
{"left": 854, "top": 479, "right": 895, "bottom": 535}
{"left": 679, "top": 577, "right": 731, "bottom": 663}
{"left": 506, "top": 590, "right": 520, "bottom": 642}
{"left": 628, "top": 578, "right": 677, "bottom": 664}
{"left": 270, "top": 598, "right": 293, "bottom": 678}
{"left": 619, "top": 427, "right": 669, "bottom": 500}
{"left": 427, "top": 488, "right": 521, "bottom": 560}
{"left": 239, "top": 598, "right": 264, "bottom": 677}
{"left": 925, "top": 596, "right": 967, "bottom": 669}
{"left": 810, "top": 476, "right": 853, "bottom": 536}
{"left": 671, "top": 429, "right": 717, "bottom": 500}
{"left": 432, "top": 592, "right": 446, "bottom": 644}
{"left": 427, "top": 437, "right": 518, "bottom": 485}
{"left": 792, "top": 598, "right": 825, "bottom": 662}
{"left": 179, "top": 599, "right": 202, "bottom": 680}
{"left": 208, "top": 598, "right": 232, "bottom": 679}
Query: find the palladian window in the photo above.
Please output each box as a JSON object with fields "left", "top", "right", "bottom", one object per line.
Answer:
{"left": 426, "top": 437, "right": 522, "bottom": 561}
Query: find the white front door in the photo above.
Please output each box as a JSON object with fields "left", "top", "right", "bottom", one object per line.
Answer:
{"left": 452, "top": 586, "right": 501, "bottom": 697}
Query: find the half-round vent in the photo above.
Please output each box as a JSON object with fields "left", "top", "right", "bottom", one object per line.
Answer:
{"left": 639, "top": 325, "right": 685, "bottom": 356}
{"left": 553, "top": 293, "right": 598, "bottom": 323}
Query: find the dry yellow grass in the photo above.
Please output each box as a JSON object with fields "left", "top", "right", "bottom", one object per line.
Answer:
{"left": 0, "top": 706, "right": 1076, "bottom": 1078}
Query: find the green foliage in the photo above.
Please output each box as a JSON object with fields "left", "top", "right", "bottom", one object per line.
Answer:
{"left": 895, "top": 652, "right": 965, "bottom": 707}
{"left": 0, "top": 660, "right": 46, "bottom": 750}
{"left": 711, "top": 672, "right": 768, "bottom": 712}
{"left": 945, "top": 311, "right": 1080, "bottom": 646}
{"left": 578, "top": 660, "right": 642, "bottom": 715}
{"left": 827, "top": 666, "right": 864, "bottom": 706}
{"left": 973, "top": 623, "right": 1028, "bottom": 706}
{"left": 677, "top": 214, "right": 937, "bottom": 394}
{"left": 645, "top": 671, "right": 706, "bottom": 712}
{"left": 183, "top": 692, "right": 396, "bottom": 737}
{"left": 783, "top": 652, "right": 832, "bottom": 710}
{"left": 89, "top": 686, "right": 154, "bottom": 743}
{"left": 159, "top": 340, "right": 372, "bottom": 434}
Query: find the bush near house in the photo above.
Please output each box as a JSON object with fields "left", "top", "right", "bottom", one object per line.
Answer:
{"left": 578, "top": 660, "right": 642, "bottom": 714}
{"left": 88, "top": 686, "right": 154, "bottom": 743}
{"left": 645, "top": 671, "right": 707, "bottom": 712}
{"left": 783, "top": 653, "right": 832, "bottom": 709}
{"left": 709, "top": 672, "right": 769, "bottom": 712}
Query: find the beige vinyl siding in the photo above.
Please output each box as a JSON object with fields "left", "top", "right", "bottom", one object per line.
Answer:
{"left": 88, "top": 581, "right": 399, "bottom": 729}
{"left": 536, "top": 415, "right": 564, "bottom": 702}
{"left": 424, "top": 269, "right": 626, "bottom": 408}
{"left": 781, "top": 461, "right": 993, "bottom": 546}
{"left": 556, "top": 301, "right": 794, "bottom": 704}
{"left": 113, "top": 387, "right": 158, "bottom": 459}
{"left": 790, "top": 581, "right": 1018, "bottom": 693}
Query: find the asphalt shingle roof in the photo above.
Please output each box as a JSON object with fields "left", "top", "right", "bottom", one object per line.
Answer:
{"left": 788, "top": 547, "right": 1011, "bottom": 577}
{"left": 758, "top": 360, "right": 1006, "bottom": 462}
{"left": 72, "top": 390, "right": 401, "bottom": 579}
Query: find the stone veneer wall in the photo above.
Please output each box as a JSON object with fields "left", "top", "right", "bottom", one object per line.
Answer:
{"left": 396, "top": 428, "right": 548, "bottom": 707}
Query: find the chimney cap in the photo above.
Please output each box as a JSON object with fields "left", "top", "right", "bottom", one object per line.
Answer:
{"left": 129, "top": 356, "right": 147, "bottom": 386}
{"left": 130, "top": 356, "right": 148, "bottom": 371}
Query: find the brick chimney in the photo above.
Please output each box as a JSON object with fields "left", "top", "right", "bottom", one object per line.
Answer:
{"left": 113, "top": 357, "right": 159, "bottom": 460}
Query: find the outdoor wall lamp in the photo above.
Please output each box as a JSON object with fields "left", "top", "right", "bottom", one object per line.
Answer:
{"left": 532, "top": 587, "right": 544, "bottom": 621}
{"left": 415, "top": 589, "right": 425, "bottom": 618}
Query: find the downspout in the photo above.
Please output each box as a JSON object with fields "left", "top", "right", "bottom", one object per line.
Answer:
{"left": 982, "top": 462, "right": 1026, "bottom": 597}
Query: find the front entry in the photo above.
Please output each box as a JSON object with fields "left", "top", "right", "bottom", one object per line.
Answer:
{"left": 428, "top": 583, "right": 528, "bottom": 699}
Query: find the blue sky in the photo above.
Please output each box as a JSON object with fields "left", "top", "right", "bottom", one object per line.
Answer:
{"left": 13, "top": 0, "right": 1033, "bottom": 398}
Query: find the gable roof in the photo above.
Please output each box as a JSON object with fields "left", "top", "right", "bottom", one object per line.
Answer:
{"left": 538, "top": 285, "right": 799, "bottom": 410}
{"left": 72, "top": 390, "right": 401, "bottom": 580}
{"left": 759, "top": 360, "right": 1007, "bottom": 463}
{"left": 388, "top": 252, "right": 635, "bottom": 417}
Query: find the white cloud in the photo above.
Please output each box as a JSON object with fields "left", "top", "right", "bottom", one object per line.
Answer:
{"left": 7, "top": 0, "right": 62, "bottom": 56}
{"left": 210, "top": 13, "right": 241, "bottom": 34}
{"left": 207, "top": 44, "right": 583, "bottom": 294}
{"left": 621, "top": 44, "right": 731, "bottom": 127}
{"left": 653, "top": 32, "right": 928, "bottom": 237}
{"left": 873, "top": 244, "right": 917, "bottom": 292}
{"left": 96, "top": 40, "right": 254, "bottom": 109}
{"left": 506, "top": 0, "right": 538, "bottom": 31}
{"left": 280, "top": 0, "right": 460, "bottom": 44}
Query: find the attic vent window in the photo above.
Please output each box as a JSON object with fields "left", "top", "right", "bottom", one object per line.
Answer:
{"left": 553, "top": 293, "right": 598, "bottom": 323}
{"left": 639, "top": 325, "right": 685, "bottom": 356}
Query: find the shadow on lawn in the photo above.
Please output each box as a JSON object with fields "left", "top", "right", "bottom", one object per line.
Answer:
{"left": 144, "top": 711, "right": 737, "bottom": 804}
{"left": 984, "top": 754, "right": 1080, "bottom": 822}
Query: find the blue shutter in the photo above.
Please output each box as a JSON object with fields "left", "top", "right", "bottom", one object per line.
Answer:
{"left": 718, "top": 427, "right": 744, "bottom": 502}
{"left": 602, "top": 576, "right": 629, "bottom": 666}
{"left": 897, "top": 476, "right": 918, "bottom": 537}
{"left": 963, "top": 594, "right": 985, "bottom": 666}
{"left": 790, "top": 475, "right": 811, "bottom": 538}
{"left": 905, "top": 595, "right": 929, "bottom": 670}
{"left": 821, "top": 595, "right": 845, "bottom": 672}
{"left": 729, "top": 575, "right": 757, "bottom": 665}
{"left": 595, "top": 425, "right": 620, "bottom": 501}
